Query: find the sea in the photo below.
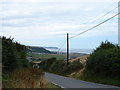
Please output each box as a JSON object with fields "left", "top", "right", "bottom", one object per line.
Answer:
{"left": 45, "top": 48, "right": 94, "bottom": 54}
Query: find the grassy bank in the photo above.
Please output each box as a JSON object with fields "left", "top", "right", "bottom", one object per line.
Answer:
{"left": 67, "top": 68, "right": 120, "bottom": 86}
{"left": 45, "top": 81, "right": 61, "bottom": 88}
{"left": 2, "top": 68, "right": 61, "bottom": 88}
{"left": 80, "top": 76, "right": 120, "bottom": 86}
{"left": 3, "top": 68, "right": 44, "bottom": 88}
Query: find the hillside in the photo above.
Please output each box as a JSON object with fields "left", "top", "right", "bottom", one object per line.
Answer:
{"left": 69, "top": 54, "right": 90, "bottom": 65}
{"left": 43, "top": 47, "right": 58, "bottom": 49}
{"left": 27, "top": 46, "right": 52, "bottom": 54}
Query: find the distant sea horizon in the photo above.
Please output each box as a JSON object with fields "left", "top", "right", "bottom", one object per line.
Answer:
{"left": 45, "top": 48, "right": 94, "bottom": 54}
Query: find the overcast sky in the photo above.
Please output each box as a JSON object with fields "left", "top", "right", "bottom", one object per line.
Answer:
{"left": 0, "top": 0, "right": 119, "bottom": 50}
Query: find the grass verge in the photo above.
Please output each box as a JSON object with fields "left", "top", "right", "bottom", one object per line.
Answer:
{"left": 67, "top": 70, "right": 120, "bottom": 87}
{"left": 3, "top": 68, "right": 63, "bottom": 88}
{"left": 45, "top": 80, "right": 61, "bottom": 88}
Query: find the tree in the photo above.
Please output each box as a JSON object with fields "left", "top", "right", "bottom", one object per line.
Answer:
{"left": 86, "top": 41, "right": 120, "bottom": 78}
{"left": 2, "top": 36, "right": 30, "bottom": 72}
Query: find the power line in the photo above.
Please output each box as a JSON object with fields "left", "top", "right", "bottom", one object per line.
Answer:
{"left": 57, "top": 39, "right": 66, "bottom": 53}
{"left": 70, "top": 4, "right": 120, "bottom": 35}
{"left": 56, "top": 11, "right": 119, "bottom": 53}
{"left": 70, "top": 13, "right": 120, "bottom": 39}
{"left": 88, "top": 5, "right": 119, "bottom": 23}
{"left": 55, "top": 2, "right": 120, "bottom": 53}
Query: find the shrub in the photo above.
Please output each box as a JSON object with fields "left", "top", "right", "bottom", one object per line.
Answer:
{"left": 86, "top": 41, "right": 120, "bottom": 78}
{"left": 39, "top": 57, "right": 83, "bottom": 75}
{"left": 62, "top": 61, "right": 83, "bottom": 74}
{"left": 39, "top": 57, "right": 56, "bottom": 71}
{"left": 2, "top": 36, "right": 30, "bottom": 72}
{"left": 50, "top": 60, "right": 65, "bottom": 74}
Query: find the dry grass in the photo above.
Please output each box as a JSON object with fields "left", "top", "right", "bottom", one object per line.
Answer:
{"left": 69, "top": 55, "right": 89, "bottom": 65}
{"left": 45, "top": 80, "right": 60, "bottom": 88}
{"left": 3, "top": 68, "right": 45, "bottom": 88}
{"left": 67, "top": 68, "right": 85, "bottom": 78}
{"left": 67, "top": 55, "right": 89, "bottom": 78}
{"left": 3, "top": 68, "right": 61, "bottom": 88}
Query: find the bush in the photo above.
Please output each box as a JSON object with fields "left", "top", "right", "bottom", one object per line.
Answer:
{"left": 50, "top": 60, "right": 65, "bottom": 74}
{"left": 85, "top": 41, "right": 120, "bottom": 78}
{"left": 39, "top": 58, "right": 57, "bottom": 71}
{"left": 39, "top": 57, "right": 83, "bottom": 75}
{"left": 60, "top": 61, "right": 83, "bottom": 75}
{"left": 2, "top": 36, "right": 30, "bottom": 72}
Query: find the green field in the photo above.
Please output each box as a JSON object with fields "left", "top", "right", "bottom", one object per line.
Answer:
{"left": 27, "top": 52, "right": 66, "bottom": 60}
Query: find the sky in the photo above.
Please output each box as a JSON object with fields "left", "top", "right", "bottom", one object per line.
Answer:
{"left": 0, "top": 0, "right": 120, "bottom": 50}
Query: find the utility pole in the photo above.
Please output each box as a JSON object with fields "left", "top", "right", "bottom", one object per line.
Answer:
{"left": 67, "top": 33, "right": 69, "bottom": 65}
{"left": 118, "top": 1, "right": 120, "bottom": 46}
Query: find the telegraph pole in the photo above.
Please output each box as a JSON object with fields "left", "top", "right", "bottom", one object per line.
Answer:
{"left": 67, "top": 33, "right": 69, "bottom": 65}
{"left": 118, "top": 1, "right": 120, "bottom": 46}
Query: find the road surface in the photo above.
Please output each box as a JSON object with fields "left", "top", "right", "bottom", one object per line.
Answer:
{"left": 45, "top": 72, "right": 120, "bottom": 90}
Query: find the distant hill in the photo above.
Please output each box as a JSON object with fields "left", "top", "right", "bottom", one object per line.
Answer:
{"left": 27, "top": 46, "right": 52, "bottom": 53}
{"left": 43, "top": 47, "right": 58, "bottom": 49}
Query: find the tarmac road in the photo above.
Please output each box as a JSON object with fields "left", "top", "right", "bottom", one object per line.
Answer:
{"left": 45, "top": 72, "right": 120, "bottom": 90}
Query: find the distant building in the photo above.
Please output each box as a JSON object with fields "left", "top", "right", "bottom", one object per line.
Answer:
{"left": 33, "top": 64, "right": 39, "bottom": 68}
{"left": 118, "top": 1, "right": 120, "bottom": 46}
